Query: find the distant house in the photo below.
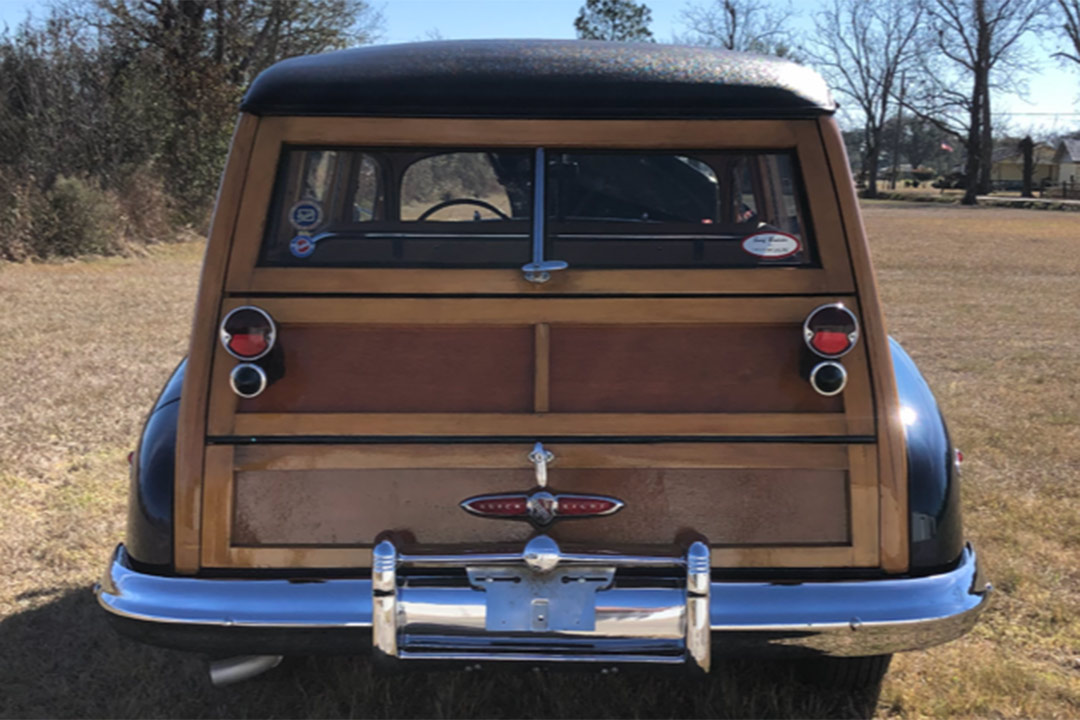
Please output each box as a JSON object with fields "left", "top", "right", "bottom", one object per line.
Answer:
{"left": 989, "top": 142, "right": 1056, "bottom": 189}
{"left": 1053, "top": 139, "right": 1080, "bottom": 185}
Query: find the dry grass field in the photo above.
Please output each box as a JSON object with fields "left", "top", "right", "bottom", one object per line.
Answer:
{"left": 1, "top": 203, "right": 1078, "bottom": 718}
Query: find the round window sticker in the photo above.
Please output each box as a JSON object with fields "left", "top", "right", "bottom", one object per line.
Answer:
{"left": 288, "top": 200, "right": 324, "bottom": 231}
{"left": 741, "top": 231, "right": 802, "bottom": 259}
{"left": 289, "top": 234, "right": 316, "bottom": 258}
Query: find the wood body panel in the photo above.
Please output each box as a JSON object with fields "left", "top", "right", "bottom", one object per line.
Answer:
{"left": 206, "top": 296, "right": 875, "bottom": 437}
{"left": 177, "top": 113, "right": 907, "bottom": 574}
{"left": 174, "top": 114, "right": 258, "bottom": 573}
{"left": 199, "top": 443, "right": 872, "bottom": 568}
{"left": 549, "top": 324, "right": 841, "bottom": 413}
{"left": 222, "top": 117, "right": 854, "bottom": 296}
{"left": 241, "top": 325, "right": 534, "bottom": 414}
{"left": 232, "top": 468, "right": 849, "bottom": 547}
{"left": 817, "top": 118, "right": 909, "bottom": 571}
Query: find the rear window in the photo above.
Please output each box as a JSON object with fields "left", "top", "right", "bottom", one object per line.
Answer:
{"left": 259, "top": 147, "right": 815, "bottom": 268}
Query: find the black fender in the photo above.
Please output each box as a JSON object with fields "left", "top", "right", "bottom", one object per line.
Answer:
{"left": 125, "top": 359, "right": 185, "bottom": 571}
{"left": 890, "top": 338, "right": 965, "bottom": 572}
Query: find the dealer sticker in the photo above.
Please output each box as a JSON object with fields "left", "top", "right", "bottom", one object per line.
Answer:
{"left": 288, "top": 200, "right": 324, "bottom": 231}
{"left": 741, "top": 231, "right": 802, "bottom": 259}
{"left": 289, "top": 234, "right": 316, "bottom": 258}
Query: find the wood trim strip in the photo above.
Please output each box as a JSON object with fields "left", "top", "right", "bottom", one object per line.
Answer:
{"left": 848, "top": 444, "right": 880, "bottom": 566}
{"left": 229, "top": 412, "right": 867, "bottom": 437}
{"left": 222, "top": 117, "right": 854, "bottom": 297}
{"left": 174, "top": 113, "right": 259, "bottom": 574}
{"left": 244, "top": 267, "right": 845, "bottom": 295}
{"left": 231, "top": 442, "right": 851, "bottom": 472}
{"left": 259, "top": 117, "right": 800, "bottom": 148}
{"left": 221, "top": 296, "right": 854, "bottom": 325}
{"left": 199, "top": 445, "right": 235, "bottom": 567}
{"left": 534, "top": 323, "right": 550, "bottom": 413}
{"left": 818, "top": 118, "right": 909, "bottom": 572}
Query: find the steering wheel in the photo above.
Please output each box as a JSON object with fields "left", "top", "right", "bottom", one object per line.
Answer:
{"left": 416, "top": 198, "right": 511, "bottom": 221}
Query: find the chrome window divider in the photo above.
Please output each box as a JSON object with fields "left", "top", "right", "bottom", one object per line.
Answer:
{"left": 522, "top": 147, "right": 569, "bottom": 283}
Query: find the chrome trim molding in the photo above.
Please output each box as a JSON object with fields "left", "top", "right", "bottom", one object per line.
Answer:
{"left": 803, "top": 302, "right": 859, "bottom": 359}
{"left": 97, "top": 543, "right": 988, "bottom": 663}
{"left": 219, "top": 305, "right": 276, "bottom": 361}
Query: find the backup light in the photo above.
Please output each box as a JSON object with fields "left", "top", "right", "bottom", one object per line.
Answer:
{"left": 809, "top": 361, "right": 848, "bottom": 397}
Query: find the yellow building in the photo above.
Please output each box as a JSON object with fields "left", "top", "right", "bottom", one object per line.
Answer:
{"left": 990, "top": 142, "right": 1057, "bottom": 188}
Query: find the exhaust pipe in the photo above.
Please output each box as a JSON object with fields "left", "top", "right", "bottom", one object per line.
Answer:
{"left": 209, "top": 655, "right": 283, "bottom": 686}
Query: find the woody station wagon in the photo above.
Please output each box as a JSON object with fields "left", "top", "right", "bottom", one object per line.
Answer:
{"left": 95, "top": 40, "right": 989, "bottom": 689}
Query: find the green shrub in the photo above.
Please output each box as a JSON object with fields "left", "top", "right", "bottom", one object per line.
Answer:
{"left": 36, "top": 176, "right": 127, "bottom": 258}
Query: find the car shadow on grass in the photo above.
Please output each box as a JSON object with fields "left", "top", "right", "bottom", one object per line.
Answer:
{"left": 0, "top": 588, "right": 881, "bottom": 719}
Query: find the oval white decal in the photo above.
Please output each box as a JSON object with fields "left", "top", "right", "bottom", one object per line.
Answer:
{"left": 741, "top": 232, "right": 802, "bottom": 259}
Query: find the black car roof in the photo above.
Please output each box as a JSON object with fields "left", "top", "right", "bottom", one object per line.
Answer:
{"left": 241, "top": 39, "right": 836, "bottom": 119}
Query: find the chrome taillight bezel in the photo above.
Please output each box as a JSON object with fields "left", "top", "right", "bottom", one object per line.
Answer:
{"left": 803, "top": 303, "right": 859, "bottom": 359}
{"left": 220, "top": 305, "right": 277, "bottom": 361}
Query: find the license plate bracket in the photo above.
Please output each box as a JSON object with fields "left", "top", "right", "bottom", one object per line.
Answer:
{"left": 467, "top": 566, "right": 616, "bottom": 633}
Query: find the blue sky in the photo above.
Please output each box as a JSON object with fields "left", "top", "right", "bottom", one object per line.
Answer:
{"left": 1, "top": 0, "right": 1078, "bottom": 133}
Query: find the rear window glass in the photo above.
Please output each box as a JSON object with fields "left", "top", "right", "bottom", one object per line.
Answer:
{"left": 259, "top": 147, "right": 815, "bottom": 268}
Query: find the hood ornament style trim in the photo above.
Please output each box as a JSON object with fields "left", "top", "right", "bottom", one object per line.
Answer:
{"left": 461, "top": 490, "right": 625, "bottom": 526}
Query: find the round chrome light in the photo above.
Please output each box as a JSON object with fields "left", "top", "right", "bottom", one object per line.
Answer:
{"left": 809, "top": 361, "right": 848, "bottom": 396}
{"left": 803, "top": 303, "right": 859, "bottom": 358}
{"left": 220, "top": 306, "right": 276, "bottom": 361}
{"left": 229, "top": 363, "right": 268, "bottom": 399}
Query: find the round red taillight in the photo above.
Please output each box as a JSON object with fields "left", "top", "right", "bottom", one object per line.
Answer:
{"left": 220, "top": 306, "right": 276, "bottom": 360}
{"left": 804, "top": 303, "right": 859, "bottom": 358}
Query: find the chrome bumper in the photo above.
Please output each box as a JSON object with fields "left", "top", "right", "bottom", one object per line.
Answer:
{"left": 97, "top": 539, "right": 989, "bottom": 669}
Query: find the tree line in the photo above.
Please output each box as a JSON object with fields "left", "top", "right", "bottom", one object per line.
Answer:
{"left": 576, "top": 0, "right": 1080, "bottom": 204}
{"left": 0, "top": 0, "right": 381, "bottom": 260}
{"left": 2, "top": 0, "right": 1077, "bottom": 261}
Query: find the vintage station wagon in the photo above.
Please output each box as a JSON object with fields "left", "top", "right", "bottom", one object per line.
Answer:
{"left": 96, "top": 40, "right": 988, "bottom": 689}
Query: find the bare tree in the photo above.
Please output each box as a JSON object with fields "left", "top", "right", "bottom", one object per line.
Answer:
{"left": 1056, "top": 0, "right": 1080, "bottom": 64}
{"left": 903, "top": 0, "right": 1049, "bottom": 204}
{"left": 676, "top": 0, "right": 797, "bottom": 56}
{"left": 804, "top": 0, "right": 924, "bottom": 198}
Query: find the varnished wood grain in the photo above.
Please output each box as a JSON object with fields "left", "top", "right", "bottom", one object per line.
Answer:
{"left": 534, "top": 323, "right": 550, "bottom": 413}
{"left": 239, "top": 325, "right": 535, "bottom": 414}
{"left": 548, "top": 324, "right": 842, "bottom": 413}
{"left": 818, "top": 118, "right": 909, "bottom": 572}
{"left": 232, "top": 442, "right": 852, "bottom": 471}
{"left": 230, "top": 467, "right": 849, "bottom": 548}
{"left": 220, "top": 295, "right": 854, "bottom": 326}
{"left": 173, "top": 114, "right": 258, "bottom": 574}
{"left": 229, "top": 412, "right": 867, "bottom": 437}
{"left": 244, "top": 267, "right": 847, "bottom": 296}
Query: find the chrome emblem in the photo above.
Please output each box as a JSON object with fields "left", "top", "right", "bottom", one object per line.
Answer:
{"left": 461, "top": 490, "right": 625, "bottom": 526}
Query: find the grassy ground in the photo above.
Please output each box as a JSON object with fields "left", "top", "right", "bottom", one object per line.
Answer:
{"left": 1, "top": 204, "right": 1078, "bottom": 718}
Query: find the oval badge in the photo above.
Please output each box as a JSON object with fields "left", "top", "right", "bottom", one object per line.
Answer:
{"left": 288, "top": 201, "right": 324, "bottom": 231}
{"left": 741, "top": 231, "right": 802, "bottom": 259}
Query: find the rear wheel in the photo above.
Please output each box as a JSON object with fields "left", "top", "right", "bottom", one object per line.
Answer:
{"left": 796, "top": 654, "right": 892, "bottom": 691}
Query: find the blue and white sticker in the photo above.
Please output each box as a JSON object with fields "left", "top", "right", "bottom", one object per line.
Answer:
{"left": 288, "top": 200, "right": 324, "bottom": 231}
{"left": 289, "top": 234, "right": 316, "bottom": 258}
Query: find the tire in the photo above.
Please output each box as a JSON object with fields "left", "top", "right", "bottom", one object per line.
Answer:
{"left": 795, "top": 654, "right": 892, "bottom": 691}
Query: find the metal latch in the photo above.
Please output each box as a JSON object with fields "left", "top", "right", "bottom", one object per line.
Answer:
{"left": 528, "top": 441, "right": 555, "bottom": 488}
